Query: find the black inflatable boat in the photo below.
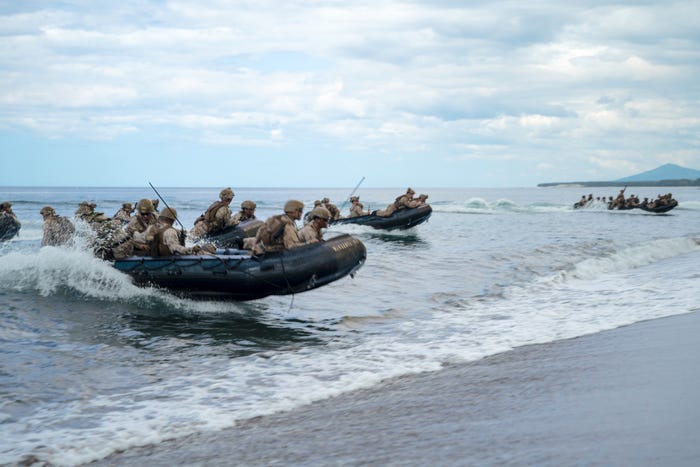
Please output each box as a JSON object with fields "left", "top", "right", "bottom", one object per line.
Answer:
{"left": 606, "top": 200, "right": 678, "bottom": 214}
{"left": 201, "top": 219, "right": 264, "bottom": 248}
{"left": 331, "top": 204, "right": 432, "bottom": 231}
{"left": 113, "top": 234, "right": 366, "bottom": 301}
{"left": 637, "top": 200, "right": 678, "bottom": 213}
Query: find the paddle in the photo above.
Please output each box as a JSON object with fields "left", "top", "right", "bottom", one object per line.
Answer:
{"left": 149, "top": 182, "right": 187, "bottom": 244}
{"left": 339, "top": 176, "right": 366, "bottom": 213}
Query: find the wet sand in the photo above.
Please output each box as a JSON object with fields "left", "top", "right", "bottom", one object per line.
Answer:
{"left": 96, "top": 311, "right": 700, "bottom": 466}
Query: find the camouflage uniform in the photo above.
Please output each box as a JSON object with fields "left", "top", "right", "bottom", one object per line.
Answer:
{"left": 297, "top": 207, "right": 330, "bottom": 244}
{"left": 405, "top": 194, "right": 428, "bottom": 209}
{"left": 253, "top": 200, "right": 304, "bottom": 254}
{"left": 1, "top": 202, "right": 21, "bottom": 241}
{"left": 137, "top": 208, "right": 198, "bottom": 256}
{"left": 348, "top": 196, "right": 366, "bottom": 218}
{"left": 231, "top": 200, "right": 257, "bottom": 224}
{"left": 40, "top": 207, "right": 75, "bottom": 246}
{"left": 192, "top": 188, "right": 235, "bottom": 239}
{"left": 322, "top": 198, "right": 341, "bottom": 220}
{"left": 375, "top": 188, "right": 415, "bottom": 217}
{"left": 0, "top": 201, "right": 18, "bottom": 222}
{"left": 113, "top": 203, "right": 133, "bottom": 225}
{"left": 303, "top": 200, "right": 322, "bottom": 224}
{"left": 111, "top": 199, "right": 157, "bottom": 259}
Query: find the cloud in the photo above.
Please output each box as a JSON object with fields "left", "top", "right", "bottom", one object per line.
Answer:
{"left": 0, "top": 0, "right": 698, "bottom": 186}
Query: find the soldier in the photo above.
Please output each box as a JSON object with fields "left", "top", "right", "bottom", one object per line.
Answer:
{"left": 73, "top": 201, "right": 126, "bottom": 258}
{"left": 40, "top": 206, "right": 75, "bottom": 246}
{"left": 304, "top": 200, "right": 323, "bottom": 224}
{"left": 74, "top": 201, "right": 110, "bottom": 225}
{"left": 253, "top": 200, "right": 304, "bottom": 254}
{"left": 348, "top": 196, "right": 368, "bottom": 218}
{"left": 111, "top": 199, "right": 158, "bottom": 258}
{"left": 0, "top": 201, "right": 18, "bottom": 220}
{"left": 298, "top": 206, "right": 330, "bottom": 244}
{"left": 231, "top": 200, "right": 257, "bottom": 225}
{"left": 113, "top": 203, "right": 134, "bottom": 225}
{"left": 0, "top": 202, "right": 21, "bottom": 241}
{"left": 611, "top": 188, "right": 626, "bottom": 209}
{"left": 322, "top": 197, "right": 341, "bottom": 220}
{"left": 137, "top": 207, "right": 203, "bottom": 256}
{"left": 112, "top": 203, "right": 134, "bottom": 224}
{"left": 407, "top": 193, "right": 428, "bottom": 208}
{"left": 191, "top": 187, "right": 236, "bottom": 239}
{"left": 375, "top": 187, "right": 415, "bottom": 217}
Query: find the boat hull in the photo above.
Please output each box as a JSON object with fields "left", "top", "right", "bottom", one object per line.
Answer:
{"left": 605, "top": 200, "right": 678, "bottom": 213}
{"left": 202, "top": 219, "right": 264, "bottom": 248}
{"left": 331, "top": 204, "right": 432, "bottom": 231}
{"left": 638, "top": 200, "right": 678, "bottom": 213}
{"left": 113, "top": 234, "right": 366, "bottom": 301}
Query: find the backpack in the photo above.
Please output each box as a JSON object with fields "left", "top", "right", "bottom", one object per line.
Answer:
{"left": 255, "top": 215, "right": 287, "bottom": 249}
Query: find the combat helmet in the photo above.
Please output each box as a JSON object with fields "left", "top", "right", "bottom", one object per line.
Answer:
{"left": 159, "top": 207, "right": 178, "bottom": 221}
{"left": 220, "top": 188, "right": 235, "bottom": 201}
{"left": 241, "top": 200, "right": 256, "bottom": 210}
{"left": 284, "top": 200, "right": 304, "bottom": 213}
{"left": 136, "top": 198, "right": 155, "bottom": 214}
{"left": 40, "top": 206, "right": 55, "bottom": 217}
{"left": 309, "top": 206, "right": 331, "bottom": 221}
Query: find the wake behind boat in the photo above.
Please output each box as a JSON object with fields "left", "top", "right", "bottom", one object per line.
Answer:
{"left": 112, "top": 234, "right": 366, "bottom": 301}
{"left": 331, "top": 204, "right": 432, "bottom": 231}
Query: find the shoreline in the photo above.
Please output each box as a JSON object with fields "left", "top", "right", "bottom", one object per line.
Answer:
{"left": 95, "top": 311, "right": 700, "bottom": 466}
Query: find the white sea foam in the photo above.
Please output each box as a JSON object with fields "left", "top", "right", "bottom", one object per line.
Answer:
{"left": 678, "top": 200, "right": 700, "bottom": 211}
{"left": 431, "top": 199, "right": 569, "bottom": 214}
{"left": 557, "top": 237, "right": 700, "bottom": 281}
{"left": 0, "top": 245, "right": 248, "bottom": 315}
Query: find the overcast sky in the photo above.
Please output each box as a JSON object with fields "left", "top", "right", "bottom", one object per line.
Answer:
{"left": 1, "top": 0, "right": 698, "bottom": 187}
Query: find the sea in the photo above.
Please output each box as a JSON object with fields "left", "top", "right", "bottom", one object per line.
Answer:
{"left": 1, "top": 186, "right": 699, "bottom": 466}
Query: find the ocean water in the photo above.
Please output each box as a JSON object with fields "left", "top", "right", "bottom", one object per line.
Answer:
{"left": 1, "top": 186, "right": 699, "bottom": 466}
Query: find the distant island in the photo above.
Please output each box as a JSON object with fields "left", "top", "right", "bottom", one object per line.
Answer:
{"left": 538, "top": 163, "right": 700, "bottom": 187}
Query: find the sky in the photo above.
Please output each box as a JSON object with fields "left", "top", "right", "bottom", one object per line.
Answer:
{"left": 1, "top": 0, "right": 699, "bottom": 188}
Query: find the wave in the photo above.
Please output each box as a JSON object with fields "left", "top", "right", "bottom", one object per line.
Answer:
{"left": 556, "top": 236, "right": 700, "bottom": 282}
{"left": 678, "top": 200, "right": 700, "bottom": 211}
{"left": 0, "top": 245, "right": 251, "bottom": 315}
{"left": 431, "top": 198, "right": 569, "bottom": 214}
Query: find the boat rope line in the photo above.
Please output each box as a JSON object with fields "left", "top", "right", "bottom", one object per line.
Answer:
{"left": 278, "top": 251, "right": 296, "bottom": 312}
{"left": 202, "top": 253, "right": 293, "bottom": 292}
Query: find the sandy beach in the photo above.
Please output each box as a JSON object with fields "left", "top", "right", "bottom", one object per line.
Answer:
{"left": 94, "top": 310, "right": 700, "bottom": 466}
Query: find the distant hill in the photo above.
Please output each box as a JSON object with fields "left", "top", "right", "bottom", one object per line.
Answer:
{"left": 538, "top": 163, "right": 700, "bottom": 187}
{"left": 617, "top": 163, "right": 700, "bottom": 182}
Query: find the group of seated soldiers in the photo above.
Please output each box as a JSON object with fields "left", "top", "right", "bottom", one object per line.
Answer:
{"left": 576, "top": 188, "right": 676, "bottom": 210}
{"left": 34, "top": 185, "right": 430, "bottom": 259}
